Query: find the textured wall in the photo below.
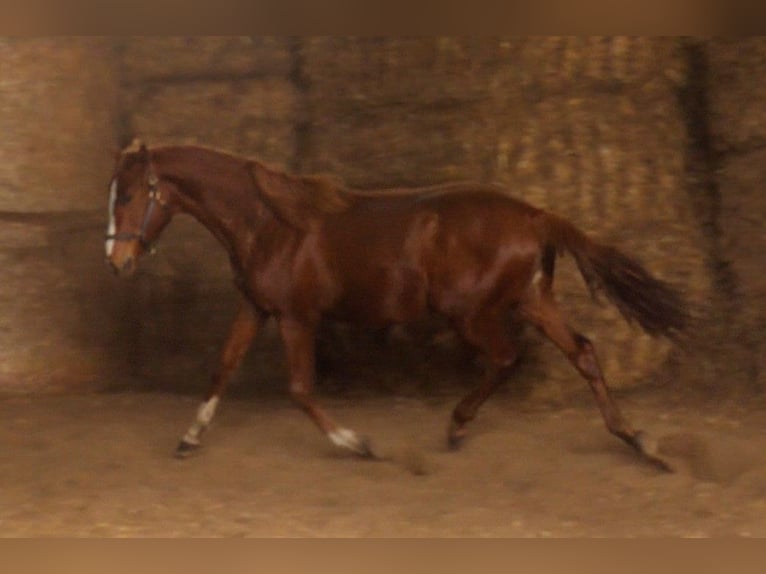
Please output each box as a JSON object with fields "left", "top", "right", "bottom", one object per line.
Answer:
{"left": 707, "top": 38, "right": 766, "bottom": 389}
{"left": 485, "top": 38, "right": 706, "bottom": 396}
{"left": 0, "top": 38, "right": 118, "bottom": 212}
{"left": 120, "top": 37, "right": 297, "bottom": 166}
{"left": 0, "top": 38, "right": 120, "bottom": 392}
{"left": 302, "top": 37, "right": 710, "bottom": 398}
{"left": 1, "top": 36, "right": 751, "bottom": 397}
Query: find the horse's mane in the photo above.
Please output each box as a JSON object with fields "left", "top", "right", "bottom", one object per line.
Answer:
{"left": 291, "top": 173, "right": 355, "bottom": 214}
{"left": 249, "top": 161, "right": 518, "bottom": 231}
{"left": 123, "top": 140, "right": 508, "bottom": 232}
{"left": 120, "top": 140, "right": 356, "bottom": 228}
{"left": 248, "top": 161, "right": 358, "bottom": 230}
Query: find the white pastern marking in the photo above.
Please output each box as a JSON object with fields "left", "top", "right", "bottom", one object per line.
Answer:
{"left": 181, "top": 431, "right": 201, "bottom": 446}
{"left": 182, "top": 396, "right": 220, "bottom": 444}
{"left": 328, "top": 428, "right": 361, "bottom": 452}
{"left": 105, "top": 178, "right": 117, "bottom": 257}
{"left": 197, "top": 396, "right": 219, "bottom": 426}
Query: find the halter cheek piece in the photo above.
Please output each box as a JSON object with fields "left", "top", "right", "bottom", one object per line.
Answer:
{"left": 105, "top": 171, "right": 169, "bottom": 253}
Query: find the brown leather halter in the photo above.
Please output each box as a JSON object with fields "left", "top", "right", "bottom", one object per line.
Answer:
{"left": 105, "top": 168, "right": 169, "bottom": 252}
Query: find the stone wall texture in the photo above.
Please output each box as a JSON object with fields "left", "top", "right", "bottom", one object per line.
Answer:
{"left": 0, "top": 36, "right": 760, "bottom": 398}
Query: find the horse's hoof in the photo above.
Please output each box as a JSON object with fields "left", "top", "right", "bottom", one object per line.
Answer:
{"left": 357, "top": 436, "right": 379, "bottom": 460}
{"left": 447, "top": 432, "right": 464, "bottom": 451}
{"left": 174, "top": 439, "right": 201, "bottom": 459}
{"left": 447, "top": 421, "right": 467, "bottom": 451}
{"left": 634, "top": 430, "right": 673, "bottom": 473}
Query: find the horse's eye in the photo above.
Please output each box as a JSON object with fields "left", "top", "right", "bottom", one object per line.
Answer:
{"left": 115, "top": 193, "right": 132, "bottom": 206}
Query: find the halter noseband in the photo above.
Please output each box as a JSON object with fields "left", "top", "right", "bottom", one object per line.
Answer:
{"left": 105, "top": 171, "right": 169, "bottom": 252}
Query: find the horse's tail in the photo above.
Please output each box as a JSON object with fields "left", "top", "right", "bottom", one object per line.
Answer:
{"left": 541, "top": 213, "right": 689, "bottom": 340}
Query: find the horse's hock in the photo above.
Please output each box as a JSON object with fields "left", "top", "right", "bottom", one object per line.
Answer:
{"left": 0, "top": 37, "right": 761, "bottom": 396}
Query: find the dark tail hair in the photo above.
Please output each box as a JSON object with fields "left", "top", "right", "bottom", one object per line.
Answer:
{"left": 543, "top": 214, "right": 689, "bottom": 340}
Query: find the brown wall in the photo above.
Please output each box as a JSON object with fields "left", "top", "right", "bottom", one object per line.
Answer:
{"left": 0, "top": 38, "right": 120, "bottom": 392}
{"left": 707, "top": 38, "right": 766, "bottom": 390}
{"left": 0, "top": 37, "right": 761, "bottom": 397}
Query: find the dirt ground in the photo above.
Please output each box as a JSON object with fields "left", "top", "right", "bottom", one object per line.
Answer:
{"left": 2, "top": 378, "right": 766, "bottom": 538}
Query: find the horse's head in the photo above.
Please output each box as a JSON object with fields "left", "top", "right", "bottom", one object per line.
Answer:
{"left": 105, "top": 141, "right": 174, "bottom": 276}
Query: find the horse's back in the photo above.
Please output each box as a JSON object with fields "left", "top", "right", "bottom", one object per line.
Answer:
{"left": 318, "top": 184, "right": 546, "bottom": 323}
{"left": 414, "top": 188, "right": 545, "bottom": 314}
{"left": 326, "top": 183, "right": 543, "bottom": 257}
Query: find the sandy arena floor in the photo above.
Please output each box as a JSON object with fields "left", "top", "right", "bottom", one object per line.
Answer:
{"left": 2, "top": 385, "right": 766, "bottom": 537}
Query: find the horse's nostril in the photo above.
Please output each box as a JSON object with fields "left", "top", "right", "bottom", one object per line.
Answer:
{"left": 120, "top": 259, "right": 135, "bottom": 276}
{"left": 106, "top": 256, "right": 135, "bottom": 277}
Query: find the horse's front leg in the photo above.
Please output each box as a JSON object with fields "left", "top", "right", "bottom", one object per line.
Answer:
{"left": 175, "top": 301, "right": 265, "bottom": 457}
{"left": 279, "top": 316, "right": 375, "bottom": 458}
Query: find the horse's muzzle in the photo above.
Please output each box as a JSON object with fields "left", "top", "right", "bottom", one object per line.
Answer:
{"left": 107, "top": 255, "right": 136, "bottom": 277}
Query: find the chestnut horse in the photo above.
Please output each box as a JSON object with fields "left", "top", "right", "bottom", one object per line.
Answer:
{"left": 105, "top": 141, "right": 687, "bottom": 471}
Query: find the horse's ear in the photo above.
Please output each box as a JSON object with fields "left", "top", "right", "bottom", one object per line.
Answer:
{"left": 120, "top": 137, "right": 146, "bottom": 156}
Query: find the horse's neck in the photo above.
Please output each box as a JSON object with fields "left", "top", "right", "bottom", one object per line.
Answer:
{"left": 161, "top": 150, "right": 266, "bottom": 265}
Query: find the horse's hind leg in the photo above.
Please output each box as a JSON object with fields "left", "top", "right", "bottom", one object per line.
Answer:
{"left": 519, "top": 290, "right": 672, "bottom": 471}
{"left": 175, "top": 301, "right": 264, "bottom": 458}
{"left": 447, "top": 309, "right": 519, "bottom": 449}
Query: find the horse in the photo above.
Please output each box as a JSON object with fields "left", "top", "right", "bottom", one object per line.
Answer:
{"left": 105, "top": 141, "right": 688, "bottom": 471}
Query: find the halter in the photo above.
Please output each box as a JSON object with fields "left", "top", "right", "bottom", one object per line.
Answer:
{"left": 105, "top": 169, "right": 169, "bottom": 252}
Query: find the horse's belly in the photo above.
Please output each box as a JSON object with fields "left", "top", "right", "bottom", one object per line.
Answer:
{"left": 331, "top": 264, "right": 429, "bottom": 327}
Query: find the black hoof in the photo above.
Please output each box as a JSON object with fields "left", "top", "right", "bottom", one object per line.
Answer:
{"left": 357, "top": 437, "right": 379, "bottom": 460}
{"left": 447, "top": 420, "right": 467, "bottom": 451}
{"left": 447, "top": 433, "right": 465, "bottom": 451}
{"left": 174, "top": 440, "right": 201, "bottom": 459}
{"left": 634, "top": 430, "right": 674, "bottom": 473}
{"left": 648, "top": 455, "right": 674, "bottom": 473}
